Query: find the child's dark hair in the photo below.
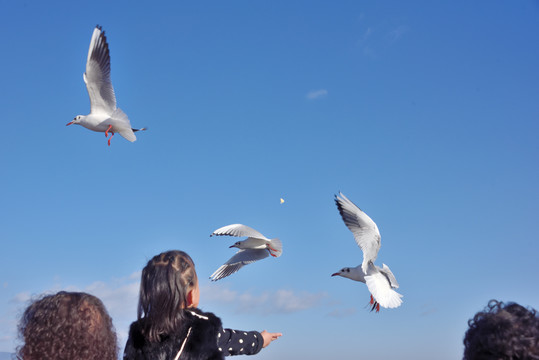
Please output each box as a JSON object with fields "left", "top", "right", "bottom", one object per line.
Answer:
{"left": 138, "top": 250, "right": 198, "bottom": 343}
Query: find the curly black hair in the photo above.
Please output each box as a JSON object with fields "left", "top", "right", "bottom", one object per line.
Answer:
{"left": 17, "top": 291, "right": 118, "bottom": 360}
{"left": 463, "top": 299, "right": 539, "bottom": 360}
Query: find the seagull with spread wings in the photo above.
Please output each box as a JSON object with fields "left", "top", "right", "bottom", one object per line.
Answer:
{"left": 67, "top": 26, "right": 145, "bottom": 145}
{"left": 210, "top": 224, "right": 283, "bottom": 281}
{"left": 331, "top": 192, "right": 403, "bottom": 312}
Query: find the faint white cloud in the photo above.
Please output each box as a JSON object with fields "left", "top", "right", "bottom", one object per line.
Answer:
{"left": 84, "top": 280, "right": 139, "bottom": 320}
{"left": 356, "top": 25, "right": 376, "bottom": 58}
{"left": 0, "top": 314, "right": 18, "bottom": 352}
{"left": 361, "top": 27, "right": 373, "bottom": 42}
{"left": 10, "top": 292, "right": 31, "bottom": 304}
{"left": 82, "top": 278, "right": 140, "bottom": 346}
{"left": 273, "top": 289, "right": 325, "bottom": 313}
{"left": 356, "top": 22, "right": 409, "bottom": 59}
{"left": 388, "top": 25, "right": 409, "bottom": 42}
{"left": 306, "top": 89, "right": 328, "bottom": 100}
{"left": 3, "top": 293, "right": 32, "bottom": 352}
{"left": 202, "top": 284, "right": 328, "bottom": 315}
{"left": 327, "top": 307, "right": 357, "bottom": 318}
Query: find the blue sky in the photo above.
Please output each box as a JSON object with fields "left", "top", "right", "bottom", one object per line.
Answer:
{"left": 1, "top": 1, "right": 538, "bottom": 358}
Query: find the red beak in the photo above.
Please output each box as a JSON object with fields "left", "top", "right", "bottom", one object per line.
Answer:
{"left": 66, "top": 121, "right": 74, "bottom": 126}
{"left": 331, "top": 273, "right": 340, "bottom": 277}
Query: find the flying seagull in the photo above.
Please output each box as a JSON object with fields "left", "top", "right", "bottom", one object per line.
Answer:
{"left": 331, "top": 192, "right": 403, "bottom": 312}
{"left": 210, "top": 224, "right": 283, "bottom": 281}
{"left": 67, "top": 26, "right": 145, "bottom": 145}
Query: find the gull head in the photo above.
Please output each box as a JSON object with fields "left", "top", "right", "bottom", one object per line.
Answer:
{"left": 332, "top": 267, "right": 352, "bottom": 278}
{"left": 67, "top": 115, "right": 84, "bottom": 126}
{"left": 331, "top": 266, "right": 365, "bottom": 282}
{"left": 229, "top": 241, "right": 242, "bottom": 249}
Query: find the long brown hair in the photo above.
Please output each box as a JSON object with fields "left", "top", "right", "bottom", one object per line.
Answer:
{"left": 138, "top": 250, "right": 198, "bottom": 343}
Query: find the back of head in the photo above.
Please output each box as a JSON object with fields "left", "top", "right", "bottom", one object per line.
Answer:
{"left": 138, "top": 250, "right": 198, "bottom": 343}
{"left": 17, "top": 291, "right": 118, "bottom": 360}
{"left": 463, "top": 300, "right": 539, "bottom": 360}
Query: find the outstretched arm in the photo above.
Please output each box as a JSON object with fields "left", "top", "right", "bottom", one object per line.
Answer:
{"left": 217, "top": 328, "right": 282, "bottom": 356}
{"left": 218, "top": 328, "right": 263, "bottom": 356}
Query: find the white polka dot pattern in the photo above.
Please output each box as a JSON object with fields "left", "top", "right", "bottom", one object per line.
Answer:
{"left": 217, "top": 327, "right": 263, "bottom": 356}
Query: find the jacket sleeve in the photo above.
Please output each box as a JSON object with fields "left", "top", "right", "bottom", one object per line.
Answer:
{"left": 216, "top": 327, "right": 263, "bottom": 356}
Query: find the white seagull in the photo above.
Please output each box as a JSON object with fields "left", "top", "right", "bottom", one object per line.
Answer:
{"left": 331, "top": 192, "right": 403, "bottom": 312}
{"left": 67, "top": 26, "right": 145, "bottom": 146}
{"left": 210, "top": 224, "right": 283, "bottom": 281}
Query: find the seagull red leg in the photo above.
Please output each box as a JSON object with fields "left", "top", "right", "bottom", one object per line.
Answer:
{"left": 267, "top": 245, "right": 279, "bottom": 257}
{"left": 105, "top": 125, "right": 112, "bottom": 138}
{"left": 107, "top": 132, "right": 114, "bottom": 146}
{"left": 365, "top": 295, "right": 374, "bottom": 311}
{"left": 368, "top": 296, "right": 380, "bottom": 313}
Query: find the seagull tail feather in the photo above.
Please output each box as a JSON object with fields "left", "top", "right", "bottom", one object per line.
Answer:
{"left": 269, "top": 238, "right": 283, "bottom": 257}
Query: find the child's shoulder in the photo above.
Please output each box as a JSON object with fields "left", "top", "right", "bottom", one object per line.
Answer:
{"left": 187, "top": 308, "right": 223, "bottom": 330}
{"left": 183, "top": 309, "right": 225, "bottom": 358}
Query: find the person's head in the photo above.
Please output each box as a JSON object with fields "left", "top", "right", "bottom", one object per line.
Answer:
{"left": 463, "top": 299, "right": 539, "bottom": 360}
{"left": 17, "top": 291, "right": 118, "bottom": 360}
{"left": 138, "top": 250, "right": 199, "bottom": 342}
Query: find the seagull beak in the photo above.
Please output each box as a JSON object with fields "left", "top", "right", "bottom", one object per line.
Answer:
{"left": 66, "top": 120, "right": 74, "bottom": 126}
{"left": 331, "top": 272, "right": 340, "bottom": 277}
{"left": 229, "top": 245, "right": 236, "bottom": 248}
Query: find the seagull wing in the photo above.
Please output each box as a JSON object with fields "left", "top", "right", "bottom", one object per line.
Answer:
{"left": 364, "top": 267, "right": 403, "bottom": 309}
{"left": 210, "top": 249, "right": 270, "bottom": 281}
{"left": 380, "top": 263, "right": 399, "bottom": 289}
{"left": 107, "top": 108, "right": 135, "bottom": 141}
{"left": 335, "top": 192, "right": 381, "bottom": 274}
{"left": 211, "top": 224, "right": 269, "bottom": 240}
{"left": 84, "top": 26, "right": 116, "bottom": 115}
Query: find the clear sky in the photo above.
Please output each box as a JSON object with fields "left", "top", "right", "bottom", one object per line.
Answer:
{"left": 1, "top": 1, "right": 538, "bottom": 359}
